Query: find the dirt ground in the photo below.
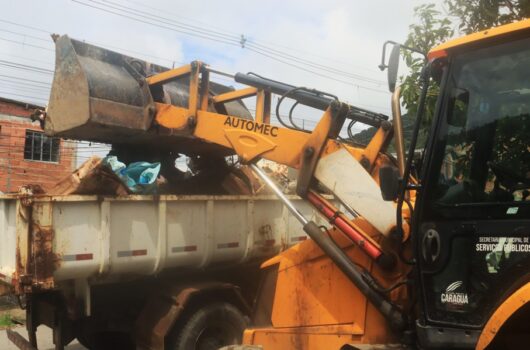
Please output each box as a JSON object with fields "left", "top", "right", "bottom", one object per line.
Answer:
{"left": 0, "top": 326, "right": 85, "bottom": 350}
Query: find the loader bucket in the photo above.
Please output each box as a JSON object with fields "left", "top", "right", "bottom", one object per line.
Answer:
{"left": 45, "top": 35, "right": 251, "bottom": 144}
{"left": 46, "top": 35, "right": 156, "bottom": 141}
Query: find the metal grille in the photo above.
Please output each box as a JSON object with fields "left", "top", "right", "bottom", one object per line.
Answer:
{"left": 23, "top": 130, "right": 60, "bottom": 162}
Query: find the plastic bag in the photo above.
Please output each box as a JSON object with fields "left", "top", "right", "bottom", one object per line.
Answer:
{"left": 102, "top": 156, "right": 161, "bottom": 194}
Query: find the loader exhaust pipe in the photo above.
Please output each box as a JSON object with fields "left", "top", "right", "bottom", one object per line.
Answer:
{"left": 250, "top": 163, "right": 406, "bottom": 331}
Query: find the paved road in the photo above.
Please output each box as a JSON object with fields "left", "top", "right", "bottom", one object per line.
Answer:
{"left": 0, "top": 326, "right": 86, "bottom": 350}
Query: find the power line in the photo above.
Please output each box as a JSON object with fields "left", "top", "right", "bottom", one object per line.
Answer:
{"left": 123, "top": 0, "right": 241, "bottom": 38}
{"left": 107, "top": 0, "right": 240, "bottom": 43}
{"left": 113, "top": 0, "right": 384, "bottom": 81}
{"left": 0, "top": 27, "right": 390, "bottom": 124}
{"left": 0, "top": 27, "right": 52, "bottom": 43}
{"left": 0, "top": 19, "right": 185, "bottom": 66}
{"left": 97, "top": 0, "right": 385, "bottom": 84}
{"left": 0, "top": 18, "right": 343, "bottom": 91}
{"left": 0, "top": 52, "right": 55, "bottom": 67}
{"left": 0, "top": 73, "right": 51, "bottom": 86}
{"left": 72, "top": 0, "right": 239, "bottom": 46}
{"left": 0, "top": 19, "right": 54, "bottom": 39}
{"left": 123, "top": 0, "right": 381, "bottom": 74}
{"left": 0, "top": 77, "right": 51, "bottom": 90}
{"left": 0, "top": 36, "right": 54, "bottom": 52}
{"left": 71, "top": 0, "right": 389, "bottom": 93}
{"left": 0, "top": 59, "right": 54, "bottom": 75}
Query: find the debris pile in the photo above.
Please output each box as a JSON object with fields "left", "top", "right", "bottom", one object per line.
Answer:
{"left": 15, "top": 153, "right": 297, "bottom": 197}
{"left": 258, "top": 160, "right": 297, "bottom": 194}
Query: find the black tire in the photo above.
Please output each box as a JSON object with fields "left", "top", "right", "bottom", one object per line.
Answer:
{"left": 168, "top": 302, "right": 248, "bottom": 350}
{"left": 77, "top": 331, "right": 134, "bottom": 350}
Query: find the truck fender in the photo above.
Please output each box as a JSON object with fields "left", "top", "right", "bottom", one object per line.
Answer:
{"left": 476, "top": 282, "right": 530, "bottom": 350}
{"left": 134, "top": 281, "right": 250, "bottom": 350}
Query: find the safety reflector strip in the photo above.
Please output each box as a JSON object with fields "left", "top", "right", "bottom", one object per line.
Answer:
{"left": 172, "top": 245, "right": 198, "bottom": 253}
{"left": 117, "top": 249, "right": 147, "bottom": 257}
{"left": 62, "top": 253, "right": 94, "bottom": 261}
{"left": 217, "top": 242, "right": 239, "bottom": 249}
{"left": 255, "top": 239, "right": 276, "bottom": 247}
{"left": 291, "top": 236, "right": 307, "bottom": 242}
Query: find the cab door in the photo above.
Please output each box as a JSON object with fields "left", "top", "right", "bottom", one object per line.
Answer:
{"left": 413, "top": 36, "right": 530, "bottom": 348}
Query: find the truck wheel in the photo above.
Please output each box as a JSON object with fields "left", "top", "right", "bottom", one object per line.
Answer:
{"left": 169, "top": 302, "right": 248, "bottom": 350}
{"left": 77, "top": 331, "right": 134, "bottom": 350}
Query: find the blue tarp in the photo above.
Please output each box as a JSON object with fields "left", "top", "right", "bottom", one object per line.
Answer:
{"left": 102, "top": 156, "right": 161, "bottom": 194}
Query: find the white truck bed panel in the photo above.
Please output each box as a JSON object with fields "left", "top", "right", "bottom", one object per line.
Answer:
{"left": 0, "top": 195, "right": 324, "bottom": 292}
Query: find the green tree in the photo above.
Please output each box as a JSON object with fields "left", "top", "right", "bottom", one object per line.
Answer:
{"left": 401, "top": 1, "right": 528, "bottom": 119}
{"left": 397, "top": 1, "right": 530, "bottom": 192}
{"left": 446, "top": 0, "right": 530, "bottom": 34}
{"left": 400, "top": 4, "right": 452, "bottom": 124}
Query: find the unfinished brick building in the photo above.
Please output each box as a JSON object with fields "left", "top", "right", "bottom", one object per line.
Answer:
{"left": 0, "top": 97, "right": 76, "bottom": 193}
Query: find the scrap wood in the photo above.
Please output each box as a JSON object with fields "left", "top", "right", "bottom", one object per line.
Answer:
{"left": 221, "top": 165, "right": 263, "bottom": 195}
{"left": 222, "top": 173, "right": 253, "bottom": 195}
{"left": 47, "top": 156, "right": 130, "bottom": 196}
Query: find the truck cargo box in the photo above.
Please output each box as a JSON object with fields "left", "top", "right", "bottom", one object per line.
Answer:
{"left": 0, "top": 194, "right": 324, "bottom": 293}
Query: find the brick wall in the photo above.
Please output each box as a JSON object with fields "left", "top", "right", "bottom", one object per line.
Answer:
{"left": 0, "top": 98, "right": 76, "bottom": 193}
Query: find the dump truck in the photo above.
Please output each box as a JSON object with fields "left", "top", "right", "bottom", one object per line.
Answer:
{"left": 0, "top": 193, "right": 326, "bottom": 349}
{"left": 0, "top": 37, "right": 333, "bottom": 350}
{"left": 3, "top": 17, "right": 530, "bottom": 350}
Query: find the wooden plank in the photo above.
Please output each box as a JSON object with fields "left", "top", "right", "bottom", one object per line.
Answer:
{"left": 47, "top": 157, "right": 130, "bottom": 196}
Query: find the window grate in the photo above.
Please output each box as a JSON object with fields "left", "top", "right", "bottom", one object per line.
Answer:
{"left": 23, "top": 130, "right": 60, "bottom": 163}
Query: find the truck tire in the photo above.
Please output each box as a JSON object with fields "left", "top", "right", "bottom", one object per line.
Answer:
{"left": 168, "top": 302, "right": 248, "bottom": 350}
{"left": 77, "top": 331, "right": 134, "bottom": 350}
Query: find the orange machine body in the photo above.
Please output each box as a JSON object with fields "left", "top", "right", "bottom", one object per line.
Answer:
{"left": 243, "top": 222, "right": 411, "bottom": 349}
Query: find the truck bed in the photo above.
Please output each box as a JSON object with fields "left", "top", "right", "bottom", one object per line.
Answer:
{"left": 0, "top": 194, "right": 323, "bottom": 293}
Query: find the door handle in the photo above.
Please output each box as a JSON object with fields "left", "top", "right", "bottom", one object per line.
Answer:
{"left": 422, "top": 229, "right": 441, "bottom": 264}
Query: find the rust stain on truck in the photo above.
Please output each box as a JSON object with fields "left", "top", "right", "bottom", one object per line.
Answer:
{"left": 31, "top": 225, "right": 60, "bottom": 290}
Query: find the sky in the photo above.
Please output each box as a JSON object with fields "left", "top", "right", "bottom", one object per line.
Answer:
{"left": 0, "top": 0, "right": 446, "bottom": 163}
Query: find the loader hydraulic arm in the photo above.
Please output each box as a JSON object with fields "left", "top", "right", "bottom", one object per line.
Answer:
{"left": 152, "top": 62, "right": 400, "bottom": 231}
{"left": 146, "top": 61, "right": 407, "bottom": 330}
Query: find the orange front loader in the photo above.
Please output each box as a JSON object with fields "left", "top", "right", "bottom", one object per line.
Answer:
{"left": 36, "top": 18, "right": 530, "bottom": 349}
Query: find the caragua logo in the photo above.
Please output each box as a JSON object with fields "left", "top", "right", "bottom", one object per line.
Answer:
{"left": 441, "top": 281, "right": 468, "bottom": 305}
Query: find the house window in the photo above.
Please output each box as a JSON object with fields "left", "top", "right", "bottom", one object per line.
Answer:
{"left": 23, "top": 130, "right": 60, "bottom": 162}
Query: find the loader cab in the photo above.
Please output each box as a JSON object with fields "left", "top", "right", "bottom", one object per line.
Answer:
{"left": 388, "top": 29, "right": 530, "bottom": 348}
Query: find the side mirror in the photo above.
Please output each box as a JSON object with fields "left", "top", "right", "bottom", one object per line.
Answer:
{"left": 380, "top": 41, "right": 426, "bottom": 93}
{"left": 387, "top": 44, "right": 401, "bottom": 93}
{"left": 379, "top": 166, "right": 401, "bottom": 201}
